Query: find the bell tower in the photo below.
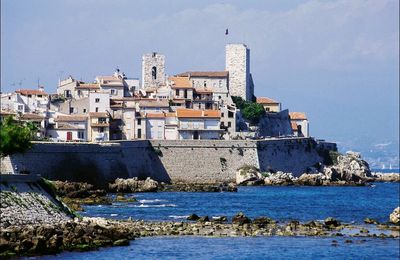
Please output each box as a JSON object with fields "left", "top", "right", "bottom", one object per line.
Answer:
{"left": 141, "top": 52, "right": 166, "bottom": 89}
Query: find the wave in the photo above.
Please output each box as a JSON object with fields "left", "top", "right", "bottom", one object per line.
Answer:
{"left": 134, "top": 204, "right": 177, "bottom": 208}
{"left": 110, "top": 214, "right": 118, "bottom": 216}
{"left": 138, "top": 199, "right": 166, "bottom": 203}
{"left": 169, "top": 215, "right": 189, "bottom": 219}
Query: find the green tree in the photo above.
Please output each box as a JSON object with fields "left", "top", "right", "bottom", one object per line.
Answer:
{"left": 0, "top": 116, "right": 34, "bottom": 157}
{"left": 241, "top": 102, "right": 265, "bottom": 124}
{"left": 232, "top": 96, "right": 266, "bottom": 124}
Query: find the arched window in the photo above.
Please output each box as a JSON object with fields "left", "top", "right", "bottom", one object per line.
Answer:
{"left": 151, "top": 66, "right": 157, "bottom": 80}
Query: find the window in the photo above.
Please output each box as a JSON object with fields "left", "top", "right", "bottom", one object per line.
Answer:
{"left": 77, "top": 90, "right": 81, "bottom": 96}
{"left": 228, "top": 122, "right": 232, "bottom": 127}
{"left": 137, "top": 118, "right": 141, "bottom": 125}
{"left": 203, "top": 81, "right": 207, "bottom": 87}
{"left": 99, "top": 117, "right": 107, "bottom": 123}
{"left": 28, "top": 95, "right": 32, "bottom": 98}
{"left": 99, "top": 127, "right": 104, "bottom": 133}
{"left": 95, "top": 98, "right": 100, "bottom": 103}
{"left": 83, "top": 109, "right": 87, "bottom": 113}
{"left": 219, "top": 80, "right": 222, "bottom": 87}
{"left": 218, "top": 96, "right": 221, "bottom": 100}
{"left": 265, "top": 107, "right": 270, "bottom": 112}
{"left": 137, "top": 129, "right": 142, "bottom": 138}
{"left": 78, "top": 131, "right": 84, "bottom": 139}
{"left": 176, "top": 89, "right": 179, "bottom": 96}
{"left": 111, "top": 89, "right": 116, "bottom": 95}
{"left": 95, "top": 107, "right": 99, "bottom": 112}
{"left": 18, "top": 105, "right": 23, "bottom": 111}
{"left": 152, "top": 66, "right": 157, "bottom": 80}
{"left": 221, "top": 112, "right": 224, "bottom": 117}
{"left": 69, "top": 107, "right": 74, "bottom": 113}
{"left": 184, "top": 90, "right": 187, "bottom": 99}
{"left": 8, "top": 96, "right": 11, "bottom": 100}
{"left": 228, "top": 111, "right": 234, "bottom": 118}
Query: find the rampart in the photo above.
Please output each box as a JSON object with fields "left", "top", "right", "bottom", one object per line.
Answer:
{"left": 0, "top": 138, "right": 336, "bottom": 186}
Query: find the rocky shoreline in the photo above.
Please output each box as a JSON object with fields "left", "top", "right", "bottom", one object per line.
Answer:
{"left": 1, "top": 211, "right": 399, "bottom": 258}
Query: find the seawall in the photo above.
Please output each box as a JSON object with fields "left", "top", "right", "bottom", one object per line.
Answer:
{"left": 1, "top": 138, "right": 336, "bottom": 185}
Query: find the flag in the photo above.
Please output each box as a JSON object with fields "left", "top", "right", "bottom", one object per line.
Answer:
{"left": 225, "top": 28, "right": 229, "bottom": 35}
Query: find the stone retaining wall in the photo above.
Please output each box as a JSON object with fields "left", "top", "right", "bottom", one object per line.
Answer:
{"left": 1, "top": 138, "right": 336, "bottom": 185}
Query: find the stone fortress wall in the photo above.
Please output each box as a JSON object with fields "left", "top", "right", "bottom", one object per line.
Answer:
{"left": 1, "top": 138, "right": 336, "bottom": 186}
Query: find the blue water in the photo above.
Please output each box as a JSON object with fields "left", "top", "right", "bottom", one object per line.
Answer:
{"left": 30, "top": 183, "right": 400, "bottom": 259}
{"left": 35, "top": 236, "right": 399, "bottom": 260}
{"left": 81, "top": 183, "right": 400, "bottom": 224}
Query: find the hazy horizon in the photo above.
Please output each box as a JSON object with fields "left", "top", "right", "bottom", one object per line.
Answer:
{"left": 1, "top": 0, "right": 399, "bottom": 160}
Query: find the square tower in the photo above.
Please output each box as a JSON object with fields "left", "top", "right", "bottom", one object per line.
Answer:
{"left": 142, "top": 52, "right": 166, "bottom": 89}
{"left": 225, "top": 44, "right": 253, "bottom": 101}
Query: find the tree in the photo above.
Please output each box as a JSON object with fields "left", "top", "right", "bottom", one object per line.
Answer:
{"left": 232, "top": 96, "right": 265, "bottom": 124}
{"left": 241, "top": 102, "right": 265, "bottom": 124}
{"left": 0, "top": 116, "right": 34, "bottom": 157}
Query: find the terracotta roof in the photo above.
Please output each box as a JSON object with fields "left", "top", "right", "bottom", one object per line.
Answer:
{"left": 20, "top": 113, "right": 45, "bottom": 120}
{"left": 76, "top": 83, "right": 100, "bottom": 89}
{"left": 256, "top": 97, "right": 279, "bottom": 104}
{"left": 89, "top": 112, "right": 109, "bottom": 118}
{"left": 176, "top": 109, "right": 220, "bottom": 118}
{"left": 146, "top": 113, "right": 166, "bottom": 119}
{"left": 170, "top": 76, "right": 192, "bottom": 89}
{"left": 289, "top": 112, "right": 307, "bottom": 120}
{"left": 56, "top": 123, "right": 86, "bottom": 130}
{"left": 195, "top": 88, "right": 213, "bottom": 94}
{"left": 291, "top": 122, "right": 299, "bottom": 131}
{"left": 0, "top": 110, "right": 16, "bottom": 116}
{"left": 55, "top": 115, "right": 88, "bottom": 122}
{"left": 16, "top": 89, "right": 48, "bottom": 96}
{"left": 171, "top": 99, "right": 185, "bottom": 104}
{"left": 139, "top": 100, "right": 169, "bottom": 108}
{"left": 176, "top": 71, "right": 228, "bottom": 78}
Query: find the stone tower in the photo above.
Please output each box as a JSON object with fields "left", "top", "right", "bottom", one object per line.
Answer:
{"left": 141, "top": 52, "right": 166, "bottom": 89}
{"left": 225, "top": 44, "right": 254, "bottom": 101}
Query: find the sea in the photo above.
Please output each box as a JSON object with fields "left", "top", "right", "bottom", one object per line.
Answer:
{"left": 33, "top": 176, "right": 399, "bottom": 260}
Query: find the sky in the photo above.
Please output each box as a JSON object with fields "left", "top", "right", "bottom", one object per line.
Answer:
{"left": 1, "top": 0, "right": 399, "bottom": 152}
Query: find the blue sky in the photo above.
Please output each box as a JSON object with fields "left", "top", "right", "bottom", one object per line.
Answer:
{"left": 1, "top": 0, "right": 399, "bottom": 149}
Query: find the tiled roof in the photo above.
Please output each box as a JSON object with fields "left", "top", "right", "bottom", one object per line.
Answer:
{"left": 169, "top": 76, "right": 192, "bottom": 89}
{"left": 0, "top": 110, "right": 16, "bottom": 116}
{"left": 76, "top": 83, "right": 100, "bottom": 89}
{"left": 176, "top": 71, "right": 228, "bottom": 78}
{"left": 289, "top": 112, "right": 307, "bottom": 120}
{"left": 55, "top": 115, "right": 88, "bottom": 122}
{"left": 256, "top": 97, "right": 279, "bottom": 104}
{"left": 146, "top": 113, "right": 166, "bottom": 119}
{"left": 89, "top": 112, "right": 109, "bottom": 118}
{"left": 139, "top": 100, "right": 169, "bottom": 108}
{"left": 20, "top": 113, "right": 45, "bottom": 120}
{"left": 291, "top": 122, "right": 298, "bottom": 131}
{"left": 56, "top": 123, "right": 85, "bottom": 130}
{"left": 195, "top": 88, "right": 213, "bottom": 94}
{"left": 176, "top": 109, "right": 220, "bottom": 118}
{"left": 16, "top": 89, "right": 48, "bottom": 96}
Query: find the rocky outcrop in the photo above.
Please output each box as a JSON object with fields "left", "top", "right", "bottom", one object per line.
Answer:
{"left": 236, "top": 166, "right": 264, "bottom": 185}
{"left": 161, "top": 182, "right": 237, "bottom": 192}
{"left": 390, "top": 207, "right": 400, "bottom": 224}
{"left": 370, "top": 173, "right": 400, "bottom": 182}
{"left": 52, "top": 181, "right": 111, "bottom": 211}
{"left": 109, "top": 177, "right": 160, "bottom": 193}
{"left": 236, "top": 151, "right": 373, "bottom": 186}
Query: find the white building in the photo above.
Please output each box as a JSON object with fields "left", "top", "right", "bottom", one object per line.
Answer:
{"left": 289, "top": 112, "right": 309, "bottom": 137}
{"left": 50, "top": 115, "right": 88, "bottom": 142}
{"left": 176, "top": 109, "right": 222, "bottom": 140}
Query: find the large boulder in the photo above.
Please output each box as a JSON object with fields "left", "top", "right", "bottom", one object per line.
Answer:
{"left": 390, "top": 207, "right": 400, "bottom": 224}
{"left": 109, "top": 177, "right": 160, "bottom": 193}
{"left": 236, "top": 166, "right": 264, "bottom": 185}
{"left": 297, "top": 173, "right": 325, "bottom": 186}
{"left": 333, "top": 152, "right": 371, "bottom": 181}
{"left": 232, "top": 212, "right": 251, "bottom": 225}
{"left": 264, "top": 171, "right": 296, "bottom": 185}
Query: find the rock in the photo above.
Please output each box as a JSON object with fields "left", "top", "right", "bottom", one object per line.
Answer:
{"left": 364, "top": 218, "right": 379, "bottom": 225}
{"left": 324, "top": 217, "right": 341, "bottom": 227}
{"left": 371, "top": 173, "right": 400, "bottom": 182}
{"left": 187, "top": 214, "right": 200, "bottom": 221}
{"left": 264, "top": 171, "right": 296, "bottom": 185}
{"left": 333, "top": 152, "right": 371, "bottom": 181}
{"left": 236, "top": 166, "right": 264, "bottom": 185}
{"left": 298, "top": 173, "right": 325, "bottom": 186}
{"left": 390, "top": 207, "right": 400, "bottom": 224}
{"left": 197, "top": 216, "right": 210, "bottom": 222}
{"left": 252, "top": 217, "right": 275, "bottom": 227}
{"left": 108, "top": 177, "right": 160, "bottom": 193}
{"left": 113, "top": 239, "right": 130, "bottom": 246}
{"left": 232, "top": 212, "right": 251, "bottom": 225}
